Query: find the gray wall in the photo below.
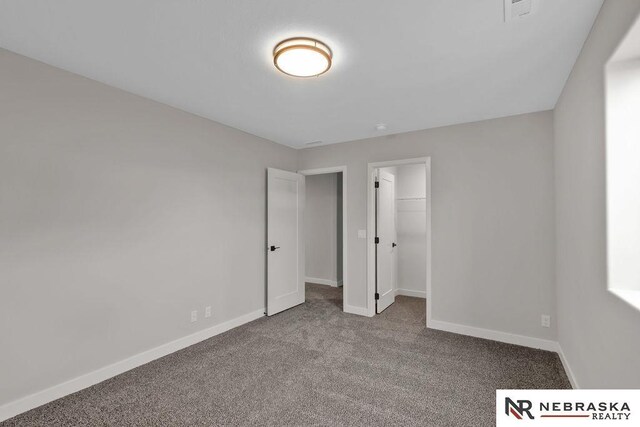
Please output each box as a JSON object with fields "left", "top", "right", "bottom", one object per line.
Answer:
{"left": 299, "top": 111, "right": 557, "bottom": 340}
{"left": 554, "top": 0, "right": 640, "bottom": 388}
{"left": 304, "top": 173, "right": 342, "bottom": 285}
{"left": 0, "top": 49, "right": 297, "bottom": 406}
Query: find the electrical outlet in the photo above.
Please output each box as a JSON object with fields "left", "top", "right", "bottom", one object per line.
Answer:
{"left": 191, "top": 310, "right": 198, "bottom": 323}
{"left": 205, "top": 306, "right": 211, "bottom": 318}
{"left": 541, "top": 315, "right": 551, "bottom": 328}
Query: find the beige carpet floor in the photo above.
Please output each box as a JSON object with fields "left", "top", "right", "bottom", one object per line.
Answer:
{"left": 3, "top": 283, "right": 570, "bottom": 426}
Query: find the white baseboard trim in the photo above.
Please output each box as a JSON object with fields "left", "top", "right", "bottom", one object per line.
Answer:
{"left": 428, "top": 319, "right": 560, "bottom": 352}
{"left": 395, "top": 288, "right": 426, "bottom": 298}
{"left": 0, "top": 308, "right": 265, "bottom": 422}
{"left": 343, "top": 304, "right": 371, "bottom": 317}
{"left": 305, "top": 277, "right": 339, "bottom": 287}
{"left": 557, "top": 345, "right": 579, "bottom": 389}
{"left": 430, "top": 319, "right": 579, "bottom": 388}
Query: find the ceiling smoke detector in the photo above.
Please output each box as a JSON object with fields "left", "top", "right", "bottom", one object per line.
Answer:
{"left": 504, "top": 0, "right": 537, "bottom": 22}
{"left": 376, "top": 124, "right": 387, "bottom": 131}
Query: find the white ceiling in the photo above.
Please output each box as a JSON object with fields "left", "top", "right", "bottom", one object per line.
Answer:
{"left": 0, "top": 0, "right": 603, "bottom": 148}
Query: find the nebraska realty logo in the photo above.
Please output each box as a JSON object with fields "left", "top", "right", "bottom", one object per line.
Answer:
{"left": 505, "top": 397, "right": 535, "bottom": 420}
{"left": 497, "top": 390, "right": 640, "bottom": 426}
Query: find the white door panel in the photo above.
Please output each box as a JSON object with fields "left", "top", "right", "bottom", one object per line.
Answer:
{"left": 267, "top": 168, "right": 305, "bottom": 316}
{"left": 376, "top": 170, "right": 396, "bottom": 313}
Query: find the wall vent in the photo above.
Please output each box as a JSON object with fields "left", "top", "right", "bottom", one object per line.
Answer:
{"left": 505, "top": 0, "right": 536, "bottom": 22}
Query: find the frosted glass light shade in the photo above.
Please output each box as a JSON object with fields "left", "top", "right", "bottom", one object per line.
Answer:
{"left": 273, "top": 38, "right": 332, "bottom": 77}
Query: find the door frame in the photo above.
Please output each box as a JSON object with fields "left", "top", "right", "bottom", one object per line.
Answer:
{"left": 366, "top": 158, "right": 432, "bottom": 327}
{"left": 298, "top": 166, "right": 348, "bottom": 313}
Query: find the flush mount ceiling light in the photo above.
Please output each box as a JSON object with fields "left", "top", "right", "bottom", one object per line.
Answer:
{"left": 273, "top": 37, "right": 332, "bottom": 78}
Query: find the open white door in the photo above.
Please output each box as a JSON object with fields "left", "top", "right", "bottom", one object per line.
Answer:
{"left": 376, "top": 170, "right": 397, "bottom": 313}
{"left": 267, "top": 168, "right": 305, "bottom": 316}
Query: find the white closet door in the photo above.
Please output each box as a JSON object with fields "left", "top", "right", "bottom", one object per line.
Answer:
{"left": 376, "top": 170, "right": 396, "bottom": 313}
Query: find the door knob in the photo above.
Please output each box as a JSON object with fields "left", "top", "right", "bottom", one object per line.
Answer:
{"left": 270, "top": 245, "right": 280, "bottom": 252}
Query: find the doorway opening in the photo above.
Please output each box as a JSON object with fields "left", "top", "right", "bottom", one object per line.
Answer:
{"left": 367, "top": 158, "right": 431, "bottom": 325}
{"left": 299, "top": 167, "right": 348, "bottom": 313}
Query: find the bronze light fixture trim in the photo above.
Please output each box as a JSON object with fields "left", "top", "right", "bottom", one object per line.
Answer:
{"left": 273, "top": 37, "right": 333, "bottom": 78}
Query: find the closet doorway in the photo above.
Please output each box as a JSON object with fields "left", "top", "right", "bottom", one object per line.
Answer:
{"left": 367, "top": 158, "right": 431, "bottom": 324}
